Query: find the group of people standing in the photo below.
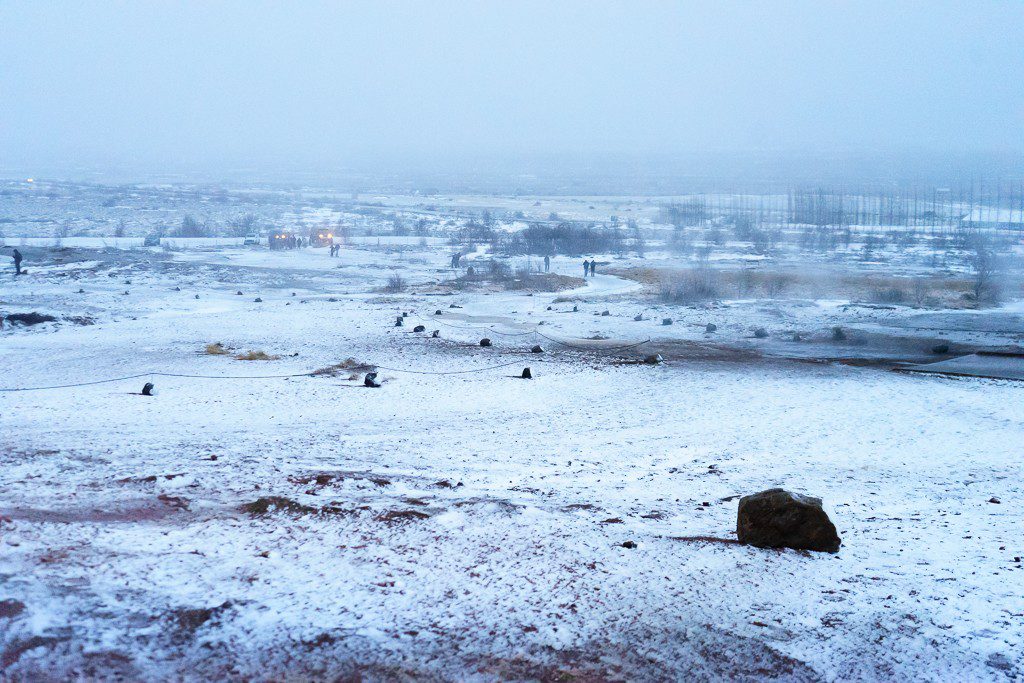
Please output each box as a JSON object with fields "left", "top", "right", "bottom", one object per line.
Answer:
{"left": 583, "top": 259, "right": 598, "bottom": 277}
{"left": 329, "top": 243, "right": 341, "bottom": 257}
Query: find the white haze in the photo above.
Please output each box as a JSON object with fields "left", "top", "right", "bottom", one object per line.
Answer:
{"left": 1, "top": 1, "right": 1022, "bottom": 174}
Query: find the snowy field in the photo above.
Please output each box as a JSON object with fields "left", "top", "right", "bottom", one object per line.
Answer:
{"left": 2, "top": 242, "right": 1022, "bottom": 680}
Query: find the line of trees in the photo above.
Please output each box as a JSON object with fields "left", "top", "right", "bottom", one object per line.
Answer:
{"left": 494, "top": 221, "right": 645, "bottom": 257}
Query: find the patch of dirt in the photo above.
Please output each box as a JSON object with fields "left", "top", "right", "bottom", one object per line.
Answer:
{"left": 0, "top": 499, "right": 189, "bottom": 524}
{"left": 311, "top": 357, "right": 375, "bottom": 376}
{"left": 241, "top": 496, "right": 318, "bottom": 515}
{"left": 377, "top": 509, "right": 431, "bottom": 523}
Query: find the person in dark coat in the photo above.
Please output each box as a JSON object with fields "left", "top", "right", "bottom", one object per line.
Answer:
{"left": 590, "top": 260, "right": 597, "bottom": 276}
{"left": 12, "top": 248, "right": 23, "bottom": 274}
{"left": 543, "top": 255, "right": 550, "bottom": 272}
{"left": 583, "top": 259, "right": 590, "bottom": 277}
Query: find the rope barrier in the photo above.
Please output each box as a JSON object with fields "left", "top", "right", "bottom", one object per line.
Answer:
{"left": 411, "top": 313, "right": 651, "bottom": 353}
{"left": 0, "top": 359, "right": 533, "bottom": 392}
{"left": 411, "top": 314, "right": 538, "bottom": 337}
{"left": 373, "top": 360, "right": 526, "bottom": 375}
{"left": 533, "top": 330, "right": 651, "bottom": 352}
{"left": 0, "top": 370, "right": 318, "bottom": 392}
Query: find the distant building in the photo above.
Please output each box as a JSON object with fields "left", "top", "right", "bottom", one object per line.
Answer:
{"left": 960, "top": 207, "right": 1024, "bottom": 230}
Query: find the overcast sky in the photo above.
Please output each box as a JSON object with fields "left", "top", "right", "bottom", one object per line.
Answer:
{"left": 1, "top": 1, "right": 1022, "bottom": 171}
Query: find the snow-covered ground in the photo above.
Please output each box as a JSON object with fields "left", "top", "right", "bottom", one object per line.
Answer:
{"left": 1, "top": 242, "right": 1022, "bottom": 680}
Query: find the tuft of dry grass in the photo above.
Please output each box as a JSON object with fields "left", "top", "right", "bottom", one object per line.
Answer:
{"left": 234, "top": 350, "right": 280, "bottom": 361}
{"left": 204, "top": 342, "right": 232, "bottom": 355}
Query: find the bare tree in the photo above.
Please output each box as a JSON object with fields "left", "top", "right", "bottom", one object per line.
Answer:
{"left": 969, "top": 237, "right": 1001, "bottom": 304}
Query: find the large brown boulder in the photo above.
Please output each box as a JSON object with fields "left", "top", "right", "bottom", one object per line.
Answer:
{"left": 737, "top": 488, "right": 841, "bottom": 553}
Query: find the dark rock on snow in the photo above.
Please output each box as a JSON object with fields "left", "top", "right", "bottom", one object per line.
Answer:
{"left": 5, "top": 312, "right": 57, "bottom": 326}
{"left": 736, "top": 488, "right": 841, "bottom": 553}
{"left": 413, "top": 325, "right": 425, "bottom": 332}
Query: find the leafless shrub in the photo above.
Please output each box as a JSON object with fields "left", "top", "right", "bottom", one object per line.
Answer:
{"left": 911, "top": 278, "right": 930, "bottom": 307}
{"left": 383, "top": 273, "right": 407, "bottom": 293}
{"left": 870, "top": 286, "right": 905, "bottom": 304}
{"left": 762, "top": 273, "right": 793, "bottom": 298}
{"left": 660, "top": 264, "right": 720, "bottom": 303}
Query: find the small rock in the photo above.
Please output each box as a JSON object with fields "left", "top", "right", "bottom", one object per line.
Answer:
{"left": 521, "top": 367, "right": 532, "bottom": 379}
{"left": 644, "top": 354, "right": 663, "bottom": 365}
{"left": 932, "top": 344, "right": 950, "bottom": 354}
{"left": 395, "top": 316, "right": 404, "bottom": 327}
{"left": 236, "top": 291, "right": 243, "bottom": 295}
{"left": 621, "top": 541, "right": 637, "bottom": 549}
{"left": 194, "top": 294, "right": 200, "bottom": 299}
{"left": 480, "top": 338, "right": 492, "bottom": 347}
{"left": 431, "top": 330, "right": 440, "bottom": 338}
{"left": 364, "top": 372, "right": 381, "bottom": 388}
{"left": 737, "top": 488, "right": 841, "bottom": 553}
{"left": 753, "top": 328, "right": 768, "bottom": 339}
{"left": 832, "top": 326, "right": 846, "bottom": 341}
{"left": 435, "top": 310, "right": 443, "bottom": 315}
{"left": 705, "top": 323, "right": 717, "bottom": 333}
{"left": 601, "top": 310, "right": 610, "bottom": 316}
{"left": 254, "top": 297, "right": 263, "bottom": 303}
{"left": 531, "top": 345, "right": 544, "bottom": 353}
{"left": 662, "top": 318, "right": 673, "bottom": 326}
{"left": 413, "top": 325, "right": 425, "bottom": 332}
{"left": 989, "top": 497, "right": 1001, "bottom": 504}
{"left": 573, "top": 305, "right": 579, "bottom": 312}
{"left": 141, "top": 382, "right": 155, "bottom": 396}
{"left": 634, "top": 314, "right": 643, "bottom": 321}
